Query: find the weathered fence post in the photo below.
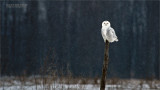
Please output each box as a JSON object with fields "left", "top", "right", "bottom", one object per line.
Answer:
{"left": 100, "top": 40, "right": 109, "bottom": 90}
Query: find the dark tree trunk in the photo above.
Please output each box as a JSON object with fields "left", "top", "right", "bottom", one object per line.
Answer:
{"left": 100, "top": 40, "right": 109, "bottom": 90}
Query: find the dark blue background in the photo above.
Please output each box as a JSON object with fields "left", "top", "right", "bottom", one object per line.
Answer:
{"left": 1, "top": 1, "right": 159, "bottom": 79}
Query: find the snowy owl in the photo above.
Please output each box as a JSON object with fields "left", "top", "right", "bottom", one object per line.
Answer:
{"left": 101, "top": 21, "right": 118, "bottom": 43}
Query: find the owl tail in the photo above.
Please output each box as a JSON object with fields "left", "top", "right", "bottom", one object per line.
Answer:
{"left": 115, "top": 38, "right": 118, "bottom": 42}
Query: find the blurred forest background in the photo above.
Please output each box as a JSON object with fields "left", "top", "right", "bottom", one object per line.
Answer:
{"left": 1, "top": 1, "right": 159, "bottom": 79}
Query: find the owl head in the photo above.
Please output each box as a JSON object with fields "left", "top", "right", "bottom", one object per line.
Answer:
{"left": 102, "top": 21, "right": 111, "bottom": 27}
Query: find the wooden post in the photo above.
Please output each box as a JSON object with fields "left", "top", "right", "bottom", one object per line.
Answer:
{"left": 100, "top": 40, "right": 109, "bottom": 90}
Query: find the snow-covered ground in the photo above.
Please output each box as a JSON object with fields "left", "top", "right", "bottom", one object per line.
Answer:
{"left": 0, "top": 84, "right": 120, "bottom": 90}
{"left": 0, "top": 77, "right": 160, "bottom": 90}
{"left": 1, "top": 83, "right": 160, "bottom": 90}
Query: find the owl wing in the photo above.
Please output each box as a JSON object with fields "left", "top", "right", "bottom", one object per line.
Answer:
{"left": 108, "top": 27, "right": 117, "bottom": 38}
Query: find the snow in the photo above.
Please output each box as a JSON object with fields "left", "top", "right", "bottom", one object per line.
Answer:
{"left": 1, "top": 83, "right": 160, "bottom": 90}
{"left": 0, "top": 84, "right": 121, "bottom": 90}
{"left": 0, "top": 78, "right": 160, "bottom": 90}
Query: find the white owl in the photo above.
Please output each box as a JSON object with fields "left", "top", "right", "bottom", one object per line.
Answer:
{"left": 101, "top": 21, "right": 118, "bottom": 43}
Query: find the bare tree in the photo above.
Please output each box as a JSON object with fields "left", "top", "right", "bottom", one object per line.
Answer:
{"left": 100, "top": 40, "right": 109, "bottom": 90}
